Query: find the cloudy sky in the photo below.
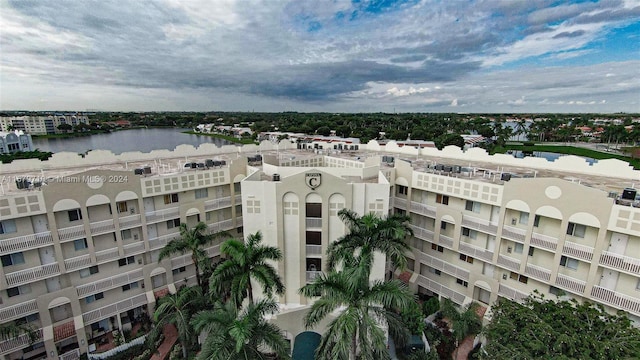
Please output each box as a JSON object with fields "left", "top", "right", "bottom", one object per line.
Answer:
{"left": 1, "top": 0, "right": 639, "bottom": 113}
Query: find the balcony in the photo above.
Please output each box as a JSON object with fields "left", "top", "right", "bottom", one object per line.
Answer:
{"left": 305, "top": 218, "right": 322, "bottom": 229}
{"left": 306, "top": 271, "right": 322, "bottom": 282}
{"left": 497, "top": 254, "right": 521, "bottom": 272}
{"left": 148, "top": 231, "right": 180, "bottom": 250}
{"left": 64, "top": 254, "right": 92, "bottom": 272}
{"left": 438, "top": 235, "right": 453, "bottom": 249}
{"left": 562, "top": 241, "right": 594, "bottom": 262}
{"left": 409, "top": 225, "right": 434, "bottom": 242}
{"left": 119, "top": 214, "right": 142, "bottom": 230}
{"left": 207, "top": 219, "right": 235, "bottom": 234}
{"left": 95, "top": 248, "right": 119, "bottom": 264}
{"left": 123, "top": 242, "right": 146, "bottom": 257}
{"left": 5, "top": 262, "right": 61, "bottom": 287}
{"left": 419, "top": 252, "right": 470, "bottom": 281}
{"left": 0, "top": 231, "right": 54, "bottom": 255}
{"left": 458, "top": 242, "right": 494, "bottom": 262}
{"left": 77, "top": 269, "right": 144, "bottom": 297}
{"left": 90, "top": 219, "right": 116, "bottom": 235}
{"left": 530, "top": 232, "right": 558, "bottom": 252}
{"left": 555, "top": 274, "right": 586, "bottom": 294}
{"left": 524, "top": 263, "right": 551, "bottom": 282}
{"left": 58, "top": 225, "right": 86, "bottom": 242}
{"left": 591, "top": 286, "right": 640, "bottom": 315}
{"left": 53, "top": 320, "right": 76, "bottom": 342}
{"left": 598, "top": 251, "right": 640, "bottom": 275}
{"left": 171, "top": 254, "right": 193, "bottom": 269}
{"left": 82, "top": 293, "right": 147, "bottom": 324}
{"left": 234, "top": 194, "right": 242, "bottom": 203}
{"left": 0, "top": 299, "right": 38, "bottom": 322}
{"left": 205, "top": 244, "right": 221, "bottom": 258}
{"left": 497, "top": 283, "right": 528, "bottom": 302}
{"left": 59, "top": 348, "right": 80, "bottom": 360}
{"left": 204, "top": 196, "right": 232, "bottom": 211}
{"left": 501, "top": 225, "right": 526, "bottom": 243}
{"left": 306, "top": 244, "right": 322, "bottom": 256}
{"left": 416, "top": 274, "right": 466, "bottom": 305}
{"left": 461, "top": 215, "right": 498, "bottom": 235}
{"left": 0, "top": 328, "right": 43, "bottom": 355}
{"left": 410, "top": 201, "right": 436, "bottom": 218}
{"left": 145, "top": 207, "right": 180, "bottom": 224}
{"left": 393, "top": 197, "right": 408, "bottom": 209}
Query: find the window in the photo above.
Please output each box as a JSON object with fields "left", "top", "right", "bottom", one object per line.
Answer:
{"left": 1, "top": 252, "right": 25, "bottom": 267}
{"left": 195, "top": 188, "right": 208, "bottom": 199}
{"left": 306, "top": 203, "right": 322, "bottom": 218}
{"left": 167, "top": 218, "right": 180, "bottom": 229}
{"left": 164, "top": 193, "right": 179, "bottom": 204}
{"left": 440, "top": 221, "right": 447, "bottom": 230}
{"left": 533, "top": 215, "right": 541, "bottom": 228}
{"left": 459, "top": 254, "right": 474, "bottom": 264}
{"left": 68, "top": 209, "right": 83, "bottom": 222}
{"left": 117, "top": 201, "right": 128, "bottom": 213}
{"left": 456, "top": 278, "right": 469, "bottom": 287}
{"left": 560, "top": 256, "right": 579, "bottom": 270}
{"left": 462, "top": 228, "right": 477, "bottom": 239}
{"left": 436, "top": 194, "right": 449, "bottom": 205}
{"left": 549, "top": 286, "right": 564, "bottom": 296}
{"left": 121, "top": 229, "right": 132, "bottom": 240}
{"left": 172, "top": 266, "right": 186, "bottom": 275}
{"left": 0, "top": 220, "right": 17, "bottom": 234}
{"left": 519, "top": 212, "right": 529, "bottom": 225}
{"left": 431, "top": 243, "right": 444, "bottom": 253}
{"left": 510, "top": 272, "right": 528, "bottom": 284}
{"left": 465, "top": 201, "right": 480, "bottom": 213}
{"left": 234, "top": 182, "right": 241, "bottom": 192}
{"left": 566, "top": 223, "right": 586, "bottom": 238}
{"left": 428, "top": 267, "right": 441, "bottom": 276}
{"left": 7, "top": 284, "right": 31, "bottom": 298}
{"left": 528, "top": 247, "right": 535, "bottom": 256}
{"left": 514, "top": 243, "right": 524, "bottom": 254}
{"left": 397, "top": 185, "right": 408, "bottom": 196}
{"left": 636, "top": 279, "right": 640, "bottom": 291}
{"left": 118, "top": 256, "right": 135, "bottom": 267}
{"left": 85, "top": 292, "right": 104, "bottom": 304}
{"left": 74, "top": 238, "right": 88, "bottom": 251}
{"left": 80, "top": 266, "right": 99, "bottom": 278}
{"left": 122, "top": 282, "right": 139, "bottom": 291}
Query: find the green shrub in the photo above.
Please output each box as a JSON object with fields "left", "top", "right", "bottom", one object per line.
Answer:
{"left": 422, "top": 297, "right": 440, "bottom": 317}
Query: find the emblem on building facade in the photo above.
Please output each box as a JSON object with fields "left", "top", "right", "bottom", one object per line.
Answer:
{"left": 305, "top": 173, "right": 321, "bottom": 189}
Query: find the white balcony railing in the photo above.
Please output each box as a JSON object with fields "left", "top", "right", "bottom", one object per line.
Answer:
{"left": 205, "top": 244, "right": 221, "bottom": 258}
{"left": 148, "top": 231, "right": 180, "bottom": 250}
{"left": 409, "top": 225, "right": 435, "bottom": 242}
{"left": 95, "top": 248, "right": 120, "bottom": 264}
{"left": 598, "top": 251, "right": 640, "bottom": 275}
{"left": 306, "top": 244, "right": 322, "bottom": 255}
{"left": 64, "top": 254, "right": 92, "bottom": 272}
{"left": 501, "top": 225, "right": 526, "bottom": 243}
{"left": 171, "top": 254, "right": 193, "bottom": 269}
{"left": 77, "top": 269, "right": 144, "bottom": 297}
{"left": 89, "top": 219, "right": 116, "bottom": 235}
{"left": 204, "top": 196, "right": 232, "bottom": 211}
{"left": 82, "top": 294, "right": 147, "bottom": 324}
{"left": 591, "top": 286, "right": 640, "bottom": 315}
{"left": 0, "top": 299, "right": 38, "bottom": 322}
{"left": 458, "top": 242, "right": 494, "bottom": 262}
{"left": 393, "top": 197, "right": 408, "bottom": 209}
{"left": 57, "top": 225, "right": 86, "bottom": 242}
{"left": 524, "top": 263, "right": 551, "bottom": 282}
{"left": 461, "top": 215, "right": 498, "bottom": 235}
{"left": 306, "top": 271, "right": 322, "bottom": 282}
{"left": 0, "top": 231, "right": 54, "bottom": 255}
{"left": 497, "top": 283, "right": 528, "bottom": 302}
{"left": 123, "top": 242, "right": 146, "bottom": 257}
{"left": 305, "top": 218, "right": 322, "bottom": 228}
{"left": 530, "top": 232, "right": 558, "bottom": 252}
{"left": 562, "top": 241, "right": 594, "bottom": 262}
{"left": 555, "top": 274, "right": 586, "bottom": 294}
{"left": 0, "top": 328, "right": 43, "bottom": 355}
{"left": 145, "top": 207, "right": 180, "bottom": 224}
{"left": 420, "top": 253, "right": 470, "bottom": 281}
{"left": 207, "top": 219, "right": 235, "bottom": 234}
{"left": 234, "top": 194, "right": 242, "bottom": 203}
{"left": 5, "top": 262, "right": 61, "bottom": 286}
{"left": 59, "top": 348, "right": 80, "bottom": 360}
{"left": 417, "top": 275, "right": 466, "bottom": 305}
{"left": 438, "top": 235, "right": 454, "bottom": 249}
{"left": 119, "top": 214, "right": 142, "bottom": 229}
{"left": 410, "top": 201, "right": 436, "bottom": 218}
{"left": 497, "top": 254, "right": 521, "bottom": 272}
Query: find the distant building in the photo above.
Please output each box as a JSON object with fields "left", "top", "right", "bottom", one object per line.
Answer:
{"left": 0, "top": 130, "right": 34, "bottom": 153}
{"left": 0, "top": 113, "right": 90, "bottom": 135}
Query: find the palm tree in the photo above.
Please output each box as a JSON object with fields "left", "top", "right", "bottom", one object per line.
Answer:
{"left": 327, "top": 209, "right": 412, "bottom": 277}
{"left": 192, "top": 298, "right": 291, "bottom": 360}
{"left": 159, "top": 222, "right": 222, "bottom": 290}
{"left": 299, "top": 266, "right": 414, "bottom": 360}
{"left": 440, "top": 298, "right": 482, "bottom": 359}
{"left": 210, "top": 231, "right": 284, "bottom": 307}
{"left": 152, "top": 286, "right": 204, "bottom": 359}
{"left": 0, "top": 323, "right": 38, "bottom": 342}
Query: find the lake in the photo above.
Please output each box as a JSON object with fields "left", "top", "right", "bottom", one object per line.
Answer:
{"left": 32, "top": 128, "right": 234, "bottom": 154}
{"left": 510, "top": 150, "right": 597, "bottom": 165}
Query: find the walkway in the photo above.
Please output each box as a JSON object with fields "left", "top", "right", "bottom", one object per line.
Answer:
{"left": 150, "top": 324, "right": 178, "bottom": 360}
{"left": 453, "top": 335, "right": 475, "bottom": 360}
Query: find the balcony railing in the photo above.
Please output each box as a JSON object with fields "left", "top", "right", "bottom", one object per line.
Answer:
{"left": 409, "top": 225, "right": 434, "bottom": 242}
{"left": 53, "top": 320, "right": 76, "bottom": 342}
{"left": 145, "top": 207, "right": 180, "bottom": 224}
{"left": 306, "top": 244, "right": 322, "bottom": 256}
{"left": 0, "top": 299, "right": 38, "bottom": 322}
{"left": 598, "top": 251, "right": 640, "bottom": 275}
{"left": 501, "top": 225, "right": 526, "bottom": 243}
{"left": 438, "top": 235, "right": 453, "bottom": 249}
{"left": 393, "top": 197, "right": 407, "bottom": 209}
{"left": 82, "top": 293, "right": 147, "bottom": 324}
{"left": 497, "top": 254, "right": 521, "bottom": 272}
{"left": 306, "top": 271, "right": 322, "bottom": 282}
{"left": 530, "top": 232, "right": 558, "bottom": 252}
{"left": 59, "top": 348, "right": 80, "bottom": 360}
{"left": 419, "top": 252, "right": 470, "bottom": 281}
{"left": 207, "top": 219, "right": 235, "bottom": 234}
{"left": 0, "top": 328, "right": 43, "bottom": 355}
{"left": 77, "top": 269, "right": 144, "bottom": 297}
{"left": 234, "top": 194, "right": 242, "bottom": 203}
{"left": 119, "top": 214, "right": 142, "bottom": 229}
{"left": 410, "top": 201, "right": 436, "bottom": 218}
{"left": 5, "top": 262, "right": 61, "bottom": 286}
{"left": 555, "top": 274, "right": 586, "bottom": 294}
{"left": 497, "top": 283, "right": 528, "bottom": 302}
{"left": 204, "top": 196, "right": 232, "bottom": 211}
{"left": 524, "top": 263, "right": 551, "bottom": 282}
{"left": 95, "top": 248, "right": 119, "bottom": 264}
{"left": 416, "top": 275, "right": 466, "bottom": 305}
{"left": 305, "top": 218, "right": 322, "bottom": 228}
{"left": 591, "top": 286, "right": 640, "bottom": 315}
{"left": 171, "top": 254, "right": 193, "bottom": 269}
{"left": 148, "top": 231, "right": 180, "bottom": 250}
{"left": 0, "top": 231, "right": 54, "bottom": 255}
{"left": 205, "top": 244, "right": 221, "bottom": 258}
{"left": 90, "top": 219, "right": 115, "bottom": 235}
{"left": 64, "top": 254, "right": 92, "bottom": 272}
{"left": 461, "top": 215, "right": 498, "bottom": 235}
{"left": 458, "top": 242, "right": 494, "bottom": 262}
{"left": 562, "top": 241, "right": 594, "bottom": 262}
{"left": 58, "top": 225, "right": 86, "bottom": 242}
{"left": 123, "top": 242, "right": 146, "bottom": 257}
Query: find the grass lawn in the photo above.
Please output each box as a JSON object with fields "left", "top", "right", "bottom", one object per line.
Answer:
{"left": 495, "top": 144, "right": 640, "bottom": 169}
{"left": 182, "top": 131, "right": 257, "bottom": 145}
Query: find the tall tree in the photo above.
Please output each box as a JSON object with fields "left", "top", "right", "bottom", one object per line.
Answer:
{"left": 152, "top": 286, "right": 204, "bottom": 359}
{"left": 482, "top": 293, "right": 640, "bottom": 359}
{"left": 209, "top": 231, "right": 284, "bottom": 307}
{"left": 158, "top": 222, "right": 220, "bottom": 290}
{"left": 192, "top": 298, "right": 291, "bottom": 360}
{"left": 440, "top": 298, "right": 482, "bottom": 359}
{"left": 0, "top": 323, "right": 38, "bottom": 342}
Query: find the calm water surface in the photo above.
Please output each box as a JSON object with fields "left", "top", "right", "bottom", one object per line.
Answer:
{"left": 33, "top": 128, "right": 234, "bottom": 154}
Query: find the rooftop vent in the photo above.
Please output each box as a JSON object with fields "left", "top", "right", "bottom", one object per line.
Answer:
{"left": 134, "top": 168, "right": 144, "bottom": 175}
{"left": 501, "top": 173, "right": 511, "bottom": 181}
{"left": 622, "top": 188, "right": 636, "bottom": 200}
{"left": 273, "top": 174, "right": 281, "bottom": 181}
